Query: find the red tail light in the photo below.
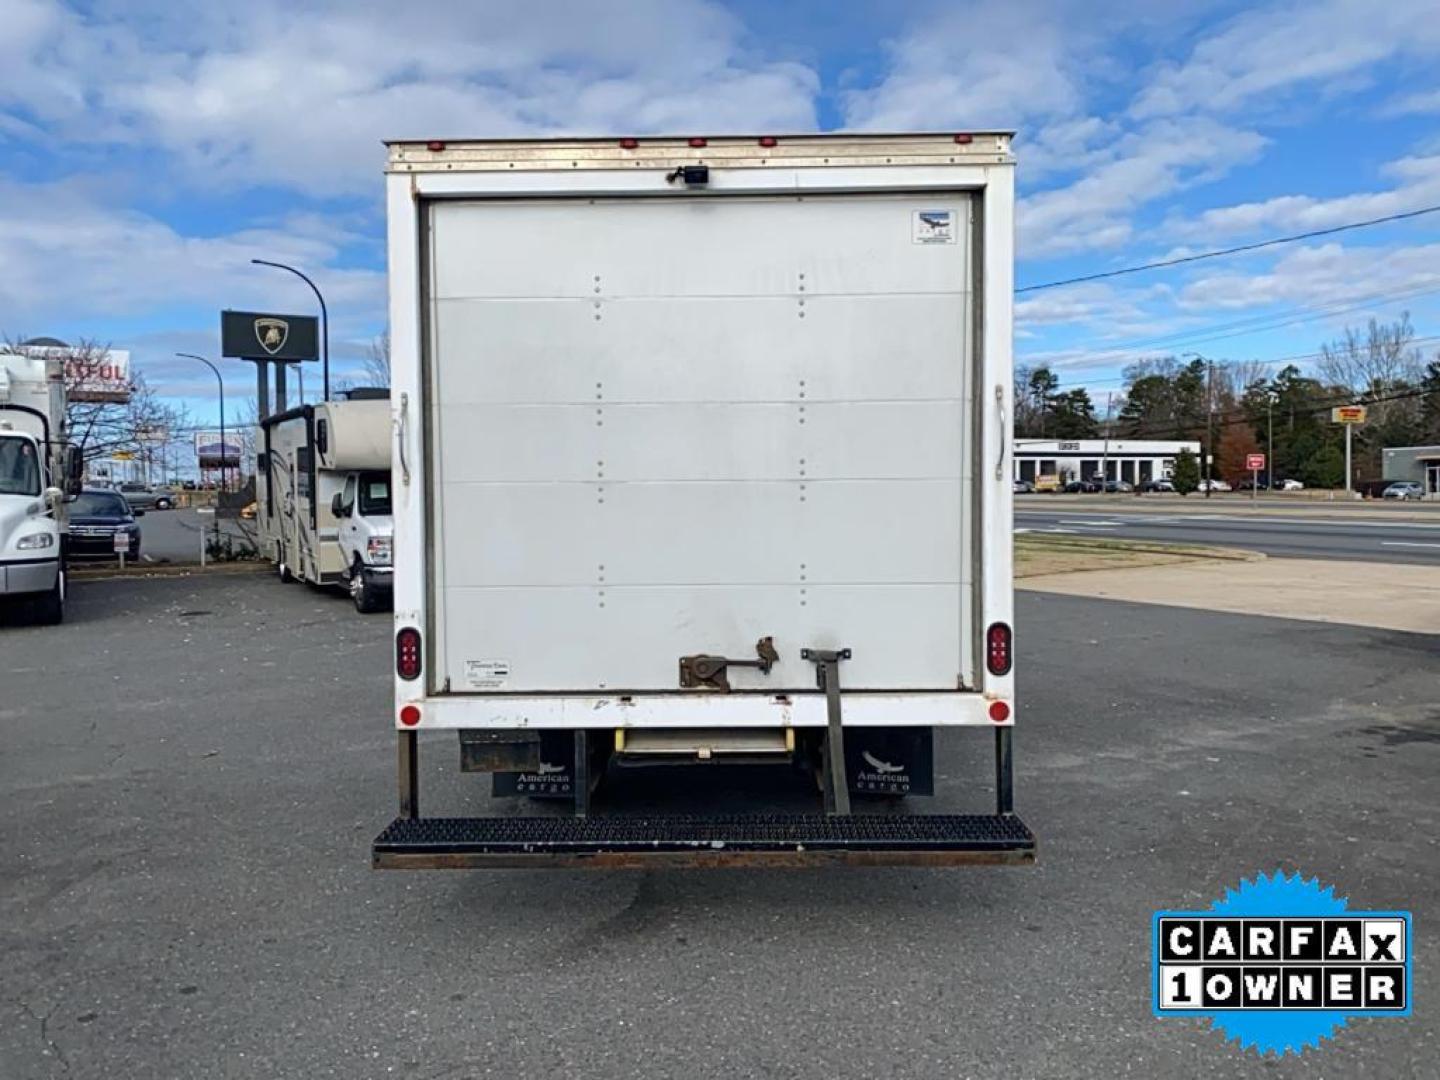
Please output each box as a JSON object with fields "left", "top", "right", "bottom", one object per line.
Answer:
{"left": 986, "top": 622, "right": 1012, "bottom": 676}
{"left": 758, "top": 136, "right": 778, "bottom": 147}
{"left": 399, "top": 704, "right": 421, "bottom": 727}
{"left": 619, "top": 137, "right": 639, "bottom": 149}
{"left": 396, "top": 627, "right": 422, "bottom": 681}
{"left": 989, "top": 700, "right": 1011, "bottom": 723}
{"left": 953, "top": 133, "right": 974, "bottom": 144}
{"left": 688, "top": 137, "right": 707, "bottom": 148}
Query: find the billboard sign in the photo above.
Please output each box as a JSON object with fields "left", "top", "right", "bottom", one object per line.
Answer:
{"left": 1332, "top": 405, "right": 1368, "bottom": 425}
{"left": 14, "top": 343, "right": 132, "bottom": 403}
{"left": 221, "top": 310, "right": 319, "bottom": 361}
{"left": 194, "top": 431, "right": 243, "bottom": 468}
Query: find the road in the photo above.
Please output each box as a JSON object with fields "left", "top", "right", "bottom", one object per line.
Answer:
{"left": 1017, "top": 505, "right": 1440, "bottom": 564}
{"left": 3, "top": 573, "right": 1435, "bottom": 1078}
{"left": 87, "top": 507, "right": 256, "bottom": 565}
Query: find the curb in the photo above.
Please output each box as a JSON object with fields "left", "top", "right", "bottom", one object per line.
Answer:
{"left": 69, "top": 562, "right": 268, "bottom": 581}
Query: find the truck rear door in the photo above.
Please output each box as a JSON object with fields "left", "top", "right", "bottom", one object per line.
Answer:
{"left": 425, "top": 192, "right": 975, "bottom": 695}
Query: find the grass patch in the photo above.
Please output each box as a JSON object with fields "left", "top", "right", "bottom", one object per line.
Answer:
{"left": 1016, "top": 534, "right": 1262, "bottom": 578}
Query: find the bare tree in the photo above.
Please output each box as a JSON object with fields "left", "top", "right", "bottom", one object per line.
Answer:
{"left": 1318, "top": 314, "right": 1423, "bottom": 395}
{"left": 362, "top": 328, "right": 390, "bottom": 388}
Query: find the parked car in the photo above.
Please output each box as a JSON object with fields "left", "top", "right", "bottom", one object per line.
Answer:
{"left": 1235, "top": 478, "right": 1269, "bottom": 491}
{"left": 1382, "top": 481, "right": 1424, "bottom": 501}
{"left": 1198, "top": 478, "right": 1232, "bottom": 492}
{"left": 1013, "top": 479, "right": 1035, "bottom": 494}
{"left": 1104, "top": 480, "right": 1134, "bottom": 493}
{"left": 1138, "top": 477, "right": 1175, "bottom": 493}
{"left": 1273, "top": 478, "right": 1304, "bottom": 491}
{"left": 1064, "top": 479, "right": 1103, "bottom": 493}
{"left": 117, "top": 481, "right": 177, "bottom": 510}
{"left": 66, "top": 488, "right": 142, "bottom": 559}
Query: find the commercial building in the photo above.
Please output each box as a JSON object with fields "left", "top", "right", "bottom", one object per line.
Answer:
{"left": 1382, "top": 445, "right": 1440, "bottom": 497}
{"left": 1014, "top": 438, "right": 1202, "bottom": 486}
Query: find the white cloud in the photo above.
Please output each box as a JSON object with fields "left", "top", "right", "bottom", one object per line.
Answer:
{"left": 1381, "top": 86, "right": 1440, "bottom": 116}
{"left": 0, "top": 177, "right": 384, "bottom": 327}
{"left": 1177, "top": 240, "right": 1440, "bottom": 314}
{"left": 1130, "top": 0, "right": 1440, "bottom": 120}
{"left": 1018, "top": 118, "right": 1268, "bottom": 257}
{"left": 841, "top": 0, "right": 1090, "bottom": 132}
{"left": 1165, "top": 154, "right": 1440, "bottom": 240}
{"left": 2, "top": 0, "right": 820, "bottom": 196}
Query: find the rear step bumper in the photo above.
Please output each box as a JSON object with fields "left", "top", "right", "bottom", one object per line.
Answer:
{"left": 373, "top": 813, "right": 1035, "bottom": 869}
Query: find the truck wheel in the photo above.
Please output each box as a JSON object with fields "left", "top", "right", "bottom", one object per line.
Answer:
{"left": 276, "top": 544, "right": 294, "bottom": 583}
{"left": 350, "top": 561, "right": 381, "bottom": 613}
{"left": 32, "top": 567, "right": 64, "bottom": 626}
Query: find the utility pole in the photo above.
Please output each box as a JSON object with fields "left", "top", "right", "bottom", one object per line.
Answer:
{"left": 1205, "top": 360, "right": 1215, "bottom": 499}
{"left": 1101, "top": 391, "right": 1113, "bottom": 493}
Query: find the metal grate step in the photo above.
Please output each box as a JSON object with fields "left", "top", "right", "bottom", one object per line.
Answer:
{"left": 373, "top": 813, "right": 1035, "bottom": 868}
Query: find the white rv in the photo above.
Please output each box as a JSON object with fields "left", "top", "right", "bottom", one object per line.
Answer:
{"left": 258, "top": 391, "right": 393, "bottom": 612}
{"left": 374, "top": 133, "right": 1028, "bottom": 868}
{"left": 0, "top": 351, "right": 81, "bottom": 624}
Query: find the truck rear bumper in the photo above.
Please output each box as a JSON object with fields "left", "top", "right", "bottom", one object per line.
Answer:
{"left": 0, "top": 557, "right": 59, "bottom": 597}
{"left": 395, "top": 691, "right": 1011, "bottom": 730}
{"left": 373, "top": 812, "right": 1035, "bottom": 869}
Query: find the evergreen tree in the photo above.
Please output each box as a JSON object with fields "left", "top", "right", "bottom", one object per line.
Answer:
{"left": 1172, "top": 449, "right": 1200, "bottom": 495}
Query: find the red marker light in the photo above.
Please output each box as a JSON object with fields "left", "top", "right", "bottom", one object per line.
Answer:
{"left": 758, "top": 136, "right": 778, "bottom": 148}
{"left": 688, "top": 137, "right": 707, "bottom": 148}
{"left": 426, "top": 140, "right": 446, "bottom": 153}
{"left": 986, "top": 621, "right": 1013, "bottom": 676}
{"left": 619, "top": 138, "right": 639, "bottom": 149}
{"left": 989, "top": 700, "right": 1011, "bottom": 723}
{"left": 400, "top": 704, "right": 421, "bottom": 727}
{"left": 396, "top": 627, "right": 422, "bottom": 681}
{"left": 953, "top": 133, "right": 974, "bottom": 145}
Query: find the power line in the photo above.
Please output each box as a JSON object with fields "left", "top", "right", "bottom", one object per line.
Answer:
{"left": 1016, "top": 203, "right": 1440, "bottom": 294}
{"left": 1067, "top": 279, "right": 1440, "bottom": 358}
{"left": 1056, "top": 335, "right": 1440, "bottom": 391}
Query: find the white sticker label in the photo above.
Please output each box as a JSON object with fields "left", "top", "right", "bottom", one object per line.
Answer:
{"left": 913, "top": 209, "right": 956, "bottom": 244}
{"left": 464, "top": 659, "right": 511, "bottom": 689}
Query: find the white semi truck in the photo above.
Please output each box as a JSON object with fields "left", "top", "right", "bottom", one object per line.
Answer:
{"left": 0, "top": 350, "right": 81, "bottom": 624}
{"left": 374, "top": 133, "right": 1031, "bottom": 868}
{"left": 257, "top": 391, "right": 394, "bottom": 612}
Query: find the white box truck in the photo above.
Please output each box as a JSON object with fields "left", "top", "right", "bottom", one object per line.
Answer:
{"left": 0, "top": 350, "right": 81, "bottom": 624}
{"left": 374, "top": 133, "right": 1031, "bottom": 867}
{"left": 258, "top": 390, "right": 394, "bottom": 612}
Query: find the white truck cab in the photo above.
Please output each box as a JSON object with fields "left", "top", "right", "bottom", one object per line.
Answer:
{"left": 332, "top": 468, "right": 393, "bottom": 612}
{"left": 0, "top": 352, "right": 79, "bottom": 624}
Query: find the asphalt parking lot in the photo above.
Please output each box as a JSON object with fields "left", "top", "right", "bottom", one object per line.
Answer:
{"left": 3, "top": 573, "right": 1436, "bottom": 1078}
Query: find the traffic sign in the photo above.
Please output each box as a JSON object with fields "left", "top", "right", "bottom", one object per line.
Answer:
{"left": 1246, "top": 453, "right": 1266, "bottom": 471}
{"left": 1332, "top": 405, "right": 1367, "bottom": 424}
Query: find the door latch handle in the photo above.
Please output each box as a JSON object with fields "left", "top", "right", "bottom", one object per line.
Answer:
{"left": 679, "top": 636, "right": 779, "bottom": 691}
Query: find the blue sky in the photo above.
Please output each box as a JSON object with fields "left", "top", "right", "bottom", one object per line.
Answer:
{"left": 3, "top": 0, "right": 1440, "bottom": 430}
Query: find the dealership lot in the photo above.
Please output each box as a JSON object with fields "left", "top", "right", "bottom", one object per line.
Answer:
{"left": 2, "top": 573, "right": 1435, "bottom": 1079}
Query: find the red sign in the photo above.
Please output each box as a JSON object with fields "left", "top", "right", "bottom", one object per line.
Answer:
{"left": 1246, "top": 453, "right": 1266, "bottom": 471}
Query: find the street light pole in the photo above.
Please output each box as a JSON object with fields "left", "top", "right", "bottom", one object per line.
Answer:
{"left": 251, "top": 258, "right": 329, "bottom": 401}
{"left": 177, "top": 353, "right": 226, "bottom": 538}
